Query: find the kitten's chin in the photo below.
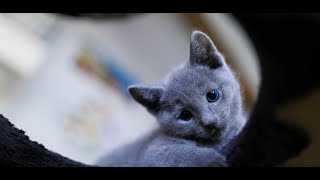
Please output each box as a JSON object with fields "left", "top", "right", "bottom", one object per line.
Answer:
{"left": 208, "top": 128, "right": 224, "bottom": 141}
{"left": 194, "top": 137, "right": 221, "bottom": 147}
{"left": 191, "top": 131, "right": 223, "bottom": 147}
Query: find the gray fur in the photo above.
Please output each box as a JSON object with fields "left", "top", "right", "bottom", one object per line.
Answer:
{"left": 96, "top": 31, "right": 246, "bottom": 167}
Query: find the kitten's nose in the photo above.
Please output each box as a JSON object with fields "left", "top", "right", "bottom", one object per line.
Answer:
{"left": 200, "top": 114, "right": 219, "bottom": 131}
{"left": 202, "top": 121, "right": 217, "bottom": 130}
{"left": 200, "top": 116, "right": 217, "bottom": 131}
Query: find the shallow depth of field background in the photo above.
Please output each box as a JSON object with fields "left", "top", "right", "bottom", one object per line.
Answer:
{"left": 0, "top": 13, "right": 279, "bottom": 165}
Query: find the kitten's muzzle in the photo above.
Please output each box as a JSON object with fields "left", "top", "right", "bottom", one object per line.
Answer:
{"left": 200, "top": 119, "right": 218, "bottom": 132}
{"left": 200, "top": 117, "right": 223, "bottom": 137}
{"left": 202, "top": 121, "right": 217, "bottom": 131}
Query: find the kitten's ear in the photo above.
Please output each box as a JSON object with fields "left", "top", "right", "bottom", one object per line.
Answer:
{"left": 128, "top": 85, "right": 164, "bottom": 112}
{"left": 190, "top": 31, "right": 224, "bottom": 69}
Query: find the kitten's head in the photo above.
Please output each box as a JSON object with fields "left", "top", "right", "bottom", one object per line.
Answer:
{"left": 129, "top": 31, "right": 245, "bottom": 145}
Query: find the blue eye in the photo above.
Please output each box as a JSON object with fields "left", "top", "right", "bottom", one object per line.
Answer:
{"left": 206, "top": 89, "right": 220, "bottom": 103}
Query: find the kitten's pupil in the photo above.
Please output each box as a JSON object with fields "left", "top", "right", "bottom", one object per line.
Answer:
{"left": 206, "top": 89, "right": 220, "bottom": 103}
{"left": 178, "top": 110, "right": 192, "bottom": 121}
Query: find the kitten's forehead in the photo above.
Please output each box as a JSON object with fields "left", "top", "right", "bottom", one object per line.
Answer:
{"left": 163, "top": 64, "right": 232, "bottom": 101}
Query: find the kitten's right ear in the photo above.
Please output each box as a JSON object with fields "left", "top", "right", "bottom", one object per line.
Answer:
{"left": 189, "top": 31, "right": 224, "bottom": 69}
{"left": 128, "top": 85, "right": 164, "bottom": 113}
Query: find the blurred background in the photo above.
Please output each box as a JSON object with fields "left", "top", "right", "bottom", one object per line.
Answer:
{"left": 0, "top": 13, "right": 317, "bottom": 166}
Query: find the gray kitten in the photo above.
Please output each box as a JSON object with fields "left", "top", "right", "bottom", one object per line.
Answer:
{"left": 96, "top": 31, "right": 246, "bottom": 167}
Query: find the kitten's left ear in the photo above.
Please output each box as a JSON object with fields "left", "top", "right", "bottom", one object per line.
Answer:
{"left": 190, "top": 31, "right": 224, "bottom": 69}
{"left": 128, "top": 85, "right": 164, "bottom": 113}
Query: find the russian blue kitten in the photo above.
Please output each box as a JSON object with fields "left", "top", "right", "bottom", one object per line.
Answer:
{"left": 96, "top": 31, "right": 246, "bottom": 167}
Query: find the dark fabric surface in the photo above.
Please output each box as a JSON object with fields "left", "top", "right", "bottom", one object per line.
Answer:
{"left": 0, "top": 114, "right": 90, "bottom": 167}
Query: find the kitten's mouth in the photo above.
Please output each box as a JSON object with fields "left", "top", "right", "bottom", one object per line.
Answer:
{"left": 186, "top": 132, "right": 222, "bottom": 147}
{"left": 196, "top": 138, "right": 219, "bottom": 147}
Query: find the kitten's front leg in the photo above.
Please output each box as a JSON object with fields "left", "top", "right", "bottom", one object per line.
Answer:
{"left": 140, "top": 137, "right": 228, "bottom": 167}
{"left": 179, "top": 142, "right": 228, "bottom": 167}
{"left": 194, "top": 146, "right": 228, "bottom": 167}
